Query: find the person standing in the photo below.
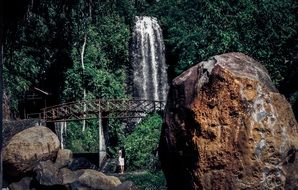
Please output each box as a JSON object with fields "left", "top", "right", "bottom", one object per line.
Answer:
{"left": 118, "top": 148, "right": 125, "bottom": 174}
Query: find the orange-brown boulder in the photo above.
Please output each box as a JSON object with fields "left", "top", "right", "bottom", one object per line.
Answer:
{"left": 159, "top": 52, "right": 298, "bottom": 189}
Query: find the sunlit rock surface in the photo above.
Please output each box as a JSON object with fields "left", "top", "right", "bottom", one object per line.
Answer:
{"left": 159, "top": 52, "right": 298, "bottom": 189}
{"left": 72, "top": 169, "right": 121, "bottom": 190}
{"left": 3, "top": 126, "right": 60, "bottom": 176}
{"left": 55, "top": 149, "right": 73, "bottom": 168}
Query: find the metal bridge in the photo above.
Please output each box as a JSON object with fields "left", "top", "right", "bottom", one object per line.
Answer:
{"left": 28, "top": 99, "right": 165, "bottom": 122}
{"left": 27, "top": 99, "right": 165, "bottom": 168}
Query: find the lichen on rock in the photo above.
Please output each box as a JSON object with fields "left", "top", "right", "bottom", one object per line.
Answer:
{"left": 3, "top": 126, "right": 60, "bottom": 177}
{"left": 159, "top": 52, "right": 298, "bottom": 189}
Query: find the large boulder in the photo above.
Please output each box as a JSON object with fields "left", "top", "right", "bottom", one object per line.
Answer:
{"left": 55, "top": 149, "right": 73, "bottom": 168}
{"left": 34, "top": 160, "right": 62, "bottom": 186}
{"left": 71, "top": 169, "right": 121, "bottom": 190}
{"left": 3, "top": 126, "right": 60, "bottom": 176}
{"left": 159, "top": 52, "right": 298, "bottom": 189}
{"left": 59, "top": 167, "right": 77, "bottom": 184}
{"left": 3, "top": 119, "right": 46, "bottom": 147}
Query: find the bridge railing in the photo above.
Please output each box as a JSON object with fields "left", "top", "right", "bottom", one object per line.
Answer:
{"left": 38, "top": 99, "right": 165, "bottom": 122}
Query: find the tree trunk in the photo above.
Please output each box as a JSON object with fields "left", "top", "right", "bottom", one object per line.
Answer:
{"left": 0, "top": 31, "right": 3, "bottom": 190}
{"left": 81, "top": 34, "right": 87, "bottom": 132}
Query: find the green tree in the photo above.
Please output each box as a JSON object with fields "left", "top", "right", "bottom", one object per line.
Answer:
{"left": 3, "top": 0, "right": 76, "bottom": 113}
{"left": 63, "top": 15, "right": 130, "bottom": 101}
{"left": 146, "top": 0, "right": 297, "bottom": 86}
{"left": 65, "top": 120, "right": 99, "bottom": 153}
{"left": 124, "top": 113, "right": 163, "bottom": 171}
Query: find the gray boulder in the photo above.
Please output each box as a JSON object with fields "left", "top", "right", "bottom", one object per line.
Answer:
{"left": 8, "top": 177, "right": 32, "bottom": 190}
{"left": 71, "top": 169, "right": 121, "bottom": 190}
{"left": 3, "top": 126, "right": 60, "bottom": 176}
{"left": 59, "top": 167, "right": 77, "bottom": 184}
{"left": 111, "top": 181, "right": 138, "bottom": 190}
{"left": 55, "top": 149, "right": 73, "bottom": 168}
{"left": 34, "top": 160, "right": 62, "bottom": 186}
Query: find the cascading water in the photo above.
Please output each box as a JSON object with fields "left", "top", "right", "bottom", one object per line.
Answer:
{"left": 131, "top": 16, "right": 168, "bottom": 102}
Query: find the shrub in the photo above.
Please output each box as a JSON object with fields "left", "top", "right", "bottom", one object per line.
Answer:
{"left": 124, "top": 113, "right": 163, "bottom": 171}
{"left": 124, "top": 170, "right": 167, "bottom": 190}
{"left": 64, "top": 120, "right": 99, "bottom": 153}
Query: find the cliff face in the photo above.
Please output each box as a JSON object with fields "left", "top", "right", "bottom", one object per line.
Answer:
{"left": 159, "top": 52, "right": 298, "bottom": 189}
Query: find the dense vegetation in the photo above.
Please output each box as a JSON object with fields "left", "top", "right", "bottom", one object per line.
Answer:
{"left": 2, "top": 0, "right": 297, "bottom": 188}
{"left": 3, "top": 0, "right": 297, "bottom": 115}
{"left": 64, "top": 120, "right": 99, "bottom": 153}
{"left": 3, "top": 0, "right": 298, "bottom": 116}
{"left": 124, "top": 113, "right": 162, "bottom": 171}
{"left": 124, "top": 170, "right": 167, "bottom": 190}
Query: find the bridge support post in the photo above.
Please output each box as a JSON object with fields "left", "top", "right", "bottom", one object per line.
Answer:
{"left": 98, "top": 102, "right": 106, "bottom": 168}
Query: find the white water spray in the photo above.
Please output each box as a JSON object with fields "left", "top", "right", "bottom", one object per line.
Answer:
{"left": 131, "top": 16, "right": 168, "bottom": 101}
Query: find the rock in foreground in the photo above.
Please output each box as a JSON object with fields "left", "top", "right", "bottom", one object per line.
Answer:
{"left": 3, "top": 126, "right": 60, "bottom": 176}
{"left": 8, "top": 177, "right": 32, "bottom": 190}
{"left": 55, "top": 149, "right": 73, "bottom": 168}
{"left": 34, "top": 160, "right": 62, "bottom": 186}
{"left": 72, "top": 169, "right": 121, "bottom": 190}
{"left": 159, "top": 52, "right": 298, "bottom": 189}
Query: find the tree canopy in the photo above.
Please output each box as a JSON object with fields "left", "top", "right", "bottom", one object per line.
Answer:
{"left": 2, "top": 2, "right": 297, "bottom": 189}
{"left": 3, "top": 0, "right": 297, "bottom": 115}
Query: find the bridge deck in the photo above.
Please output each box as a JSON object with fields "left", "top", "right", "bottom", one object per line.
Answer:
{"left": 29, "top": 99, "right": 165, "bottom": 122}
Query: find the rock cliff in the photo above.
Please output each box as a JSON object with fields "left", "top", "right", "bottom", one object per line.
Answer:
{"left": 159, "top": 52, "right": 298, "bottom": 189}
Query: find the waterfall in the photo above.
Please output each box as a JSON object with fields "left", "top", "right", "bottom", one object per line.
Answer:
{"left": 131, "top": 16, "right": 168, "bottom": 101}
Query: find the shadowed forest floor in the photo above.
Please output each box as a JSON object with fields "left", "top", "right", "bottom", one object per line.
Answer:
{"left": 110, "top": 170, "right": 167, "bottom": 190}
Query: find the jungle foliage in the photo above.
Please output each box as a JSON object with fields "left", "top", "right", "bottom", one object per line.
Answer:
{"left": 64, "top": 120, "right": 99, "bottom": 153}
{"left": 123, "top": 170, "right": 167, "bottom": 190}
{"left": 3, "top": 0, "right": 297, "bottom": 188}
{"left": 124, "top": 113, "right": 163, "bottom": 171}
{"left": 3, "top": 0, "right": 298, "bottom": 173}
{"left": 148, "top": 0, "right": 297, "bottom": 86}
{"left": 3, "top": 0, "right": 297, "bottom": 115}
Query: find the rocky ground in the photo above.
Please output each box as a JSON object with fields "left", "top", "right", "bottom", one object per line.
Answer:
{"left": 2, "top": 125, "right": 137, "bottom": 190}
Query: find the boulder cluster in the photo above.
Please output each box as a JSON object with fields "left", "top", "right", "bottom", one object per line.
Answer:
{"left": 3, "top": 126, "right": 137, "bottom": 190}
